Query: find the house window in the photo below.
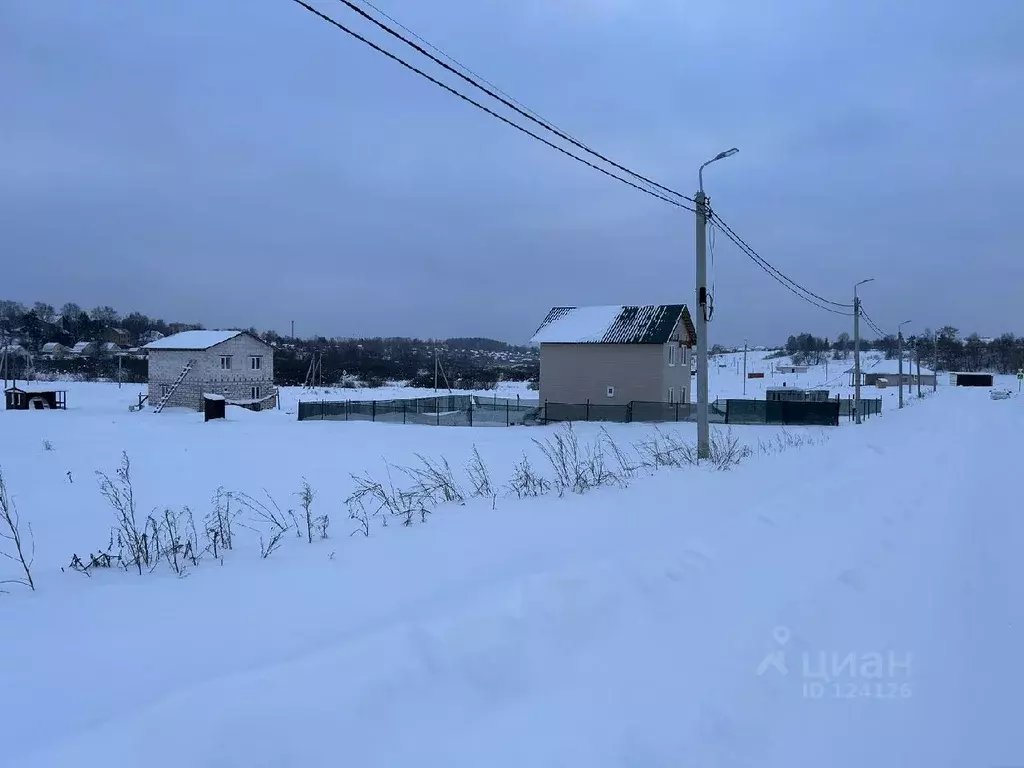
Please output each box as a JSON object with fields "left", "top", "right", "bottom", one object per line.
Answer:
{"left": 220, "top": 355, "right": 232, "bottom": 370}
{"left": 160, "top": 384, "right": 170, "bottom": 396}
{"left": 606, "top": 386, "right": 615, "bottom": 398}
{"left": 668, "top": 387, "right": 675, "bottom": 403}
{"left": 669, "top": 345, "right": 677, "bottom": 366}
{"left": 250, "top": 356, "right": 262, "bottom": 371}
{"left": 251, "top": 386, "right": 261, "bottom": 400}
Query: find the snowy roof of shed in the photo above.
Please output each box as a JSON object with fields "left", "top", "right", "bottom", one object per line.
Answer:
{"left": 530, "top": 304, "right": 696, "bottom": 345}
{"left": 143, "top": 330, "right": 244, "bottom": 351}
{"left": 865, "top": 362, "right": 935, "bottom": 375}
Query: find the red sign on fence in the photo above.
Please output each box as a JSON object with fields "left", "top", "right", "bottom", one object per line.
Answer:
{"left": 747, "top": 372, "right": 765, "bottom": 379}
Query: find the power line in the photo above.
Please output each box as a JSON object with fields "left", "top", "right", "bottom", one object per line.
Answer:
{"left": 333, "top": 0, "right": 695, "bottom": 204}
{"left": 859, "top": 306, "right": 889, "bottom": 338}
{"left": 353, "top": 0, "right": 581, "bottom": 143}
{"left": 708, "top": 211, "right": 854, "bottom": 316}
{"left": 709, "top": 210, "right": 854, "bottom": 310}
{"left": 288, "top": 0, "right": 696, "bottom": 213}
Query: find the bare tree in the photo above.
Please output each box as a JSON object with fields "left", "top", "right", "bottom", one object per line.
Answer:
{"left": 0, "top": 469, "right": 35, "bottom": 591}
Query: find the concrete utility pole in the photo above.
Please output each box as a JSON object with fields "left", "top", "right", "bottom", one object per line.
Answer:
{"left": 933, "top": 334, "right": 939, "bottom": 392}
{"left": 921, "top": 344, "right": 929, "bottom": 399}
{"left": 897, "top": 320, "right": 911, "bottom": 409}
{"left": 742, "top": 340, "right": 748, "bottom": 396}
{"left": 695, "top": 147, "right": 738, "bottom": 458}
{"left": 853, "top": 278, "right": 874, "bottom": 424}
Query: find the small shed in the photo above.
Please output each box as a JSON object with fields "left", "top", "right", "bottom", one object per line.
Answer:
{"left": 776, "top": 365, "right": 809, "bottom": 374}
{"left": 4, "top": 386, "right": 67, "bottom": 410}
{"left": 203, "top": 393, "right": 226, "bottom": 422}
{"left": 950, "top": 372, "right": 994, "bottom": 387}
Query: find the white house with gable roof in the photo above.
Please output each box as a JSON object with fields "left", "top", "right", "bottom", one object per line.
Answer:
{"left": 143, "top": 330, "right": 275, "bottom": 411}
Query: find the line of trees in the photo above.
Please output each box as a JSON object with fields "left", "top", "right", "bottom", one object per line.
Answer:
{"left": 0, "top": 298, "right": 538, "bottom": 389}
{"left": 780, "top": 326, "right": 1024, "bottom": 374}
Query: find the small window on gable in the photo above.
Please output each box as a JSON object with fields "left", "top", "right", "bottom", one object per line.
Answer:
{"left": 668, "top": 387, "right": 675, "bottom": 403}
{"left": 220, "top": 355, "right": 232, "bottom": 370}
{"left": 251, "top": 385, "right": 261, "bottom": 400}
{"left": 250, "top": 356, "right": 262, "bottom": 371}
{"left": 669, "top": 345, "right": 677, "bottom": 366}
{"left": 606, "top": 386, "right": 615, "bottom": 398}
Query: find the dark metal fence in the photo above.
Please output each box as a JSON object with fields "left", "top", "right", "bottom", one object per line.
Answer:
{"left": 297, "top": 394, "right": 882, "bottom": 428}
{"left": 837, "top": 397, "right": 883, "bottom": 419}
{"left": 297, "top": 395, "right": 540, "bottom": 426}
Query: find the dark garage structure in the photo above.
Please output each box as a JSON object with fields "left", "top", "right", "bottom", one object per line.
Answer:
{"left": 950, "top": 372, "right": 994, "bottom": 387}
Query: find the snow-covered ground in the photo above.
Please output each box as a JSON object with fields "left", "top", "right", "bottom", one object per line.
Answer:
{"left": 2, "top": 374, "right": 1022, "bottom": 766}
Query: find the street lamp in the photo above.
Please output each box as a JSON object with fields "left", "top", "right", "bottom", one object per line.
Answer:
{"left": 853, "top": 278, "right": 874, "bottom": 424}
{"left": 695, "top": 147, "right": 739, "bottom": 458}
{"left": 699, "top": 148, "right": 739, "bottom": 194}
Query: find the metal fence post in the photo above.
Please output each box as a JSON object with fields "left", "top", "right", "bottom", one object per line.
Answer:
{"left": 586, "top": 399, "right": 591, "bottom": 421}
{"left": 403, "top": 401, "right": 406, "bottom": 424}
{"left": 436, "top": 397, "right": 440, "bottom": 426}
{"left": 468, "top": 400, "right": 473, "bottom": 427}
{"left": 506, "top": 400, "right": 510, "bottom": 427}
{"left": 372, "top": 400, "right": 376, "bottom": 421}
{"left": 321, "top": 400, "right": 325, "bottom": 420}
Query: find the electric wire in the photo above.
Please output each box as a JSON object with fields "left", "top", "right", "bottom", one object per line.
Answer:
{"left": 709, "top": 210, "right": 854, "bottom": 310}
{"left": 288, "top": 0, "right": 697, "bottom": 213}
{"left": 291, "top": 0, "right": 869, "bottom": 326}
{"left": 859, "top": 306, "right": 889, "bottom": 338}
{"left": 326, "top": 0, "right": 696, "bottom": 204}
{"left": 708, "top": 211, "right": 854, "bottom": 317}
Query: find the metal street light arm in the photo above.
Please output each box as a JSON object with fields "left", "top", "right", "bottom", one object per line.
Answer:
{"left": 698, "top": 147, "right": 740, "bottom": 193}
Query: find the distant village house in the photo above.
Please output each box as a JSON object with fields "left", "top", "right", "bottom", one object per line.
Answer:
{"left": 530, "top": 304, "right": 696, "bottom": 406}
{"left": 144, "top": 330, "right": 276, "bottom": 411}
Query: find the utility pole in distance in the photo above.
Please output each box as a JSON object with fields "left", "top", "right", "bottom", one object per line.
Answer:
{"left": 921, "top": 344, "right": 929, "bottom": 403}
{"left": 853, "top": 278, "right": 874, "bottom": 424}
{"left": 695, "top": 147, "right": 738, "bottom": 458}
{"left": 933, "top": 333, "right": 939, "bottom": 392}
{"left": 897, "top": 320, "right": 911, "bottom": 409}
{"left": 743, "top": 340, "right": 748, "bottom": 396}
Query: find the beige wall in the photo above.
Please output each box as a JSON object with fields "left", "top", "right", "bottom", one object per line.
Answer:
{"left": 540, "top": 342, "right": 690, "bottom": 405}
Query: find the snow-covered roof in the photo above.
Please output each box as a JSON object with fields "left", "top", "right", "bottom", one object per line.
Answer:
{"left": 143, "top": 330, "right": 243, "bottom": 351}
{"left": 71, "top": 342, "right": 93, "bottom": 353}
{"left": 530, "top": 305, "right": 696, "bottom": 345}
{"left": 866, "top": 362, "right": 935, "bottom": 376}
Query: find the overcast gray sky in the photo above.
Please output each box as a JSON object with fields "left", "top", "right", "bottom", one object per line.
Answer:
{"left": 1, "top": 0, "right": 1020, "bottom": 345}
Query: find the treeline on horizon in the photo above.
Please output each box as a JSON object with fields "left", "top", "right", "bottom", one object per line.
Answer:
{"left": 0, "top": 299, "right": 537, "bottom": 389}
{"left": 753, "top": 326, "right": 1024, "bottom": 374}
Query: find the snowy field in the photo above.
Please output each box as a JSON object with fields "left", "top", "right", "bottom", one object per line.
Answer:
{"left": 2, "top": 364, "right": 1022, "bottom": 766}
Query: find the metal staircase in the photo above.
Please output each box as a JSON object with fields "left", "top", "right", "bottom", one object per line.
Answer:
{"left": 154, "top": 359, "right": 197, "bottom": 413}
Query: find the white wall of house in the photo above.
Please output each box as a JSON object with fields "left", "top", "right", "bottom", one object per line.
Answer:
{"left": 147, "top": 334, "right": 275, "bottom": 410}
